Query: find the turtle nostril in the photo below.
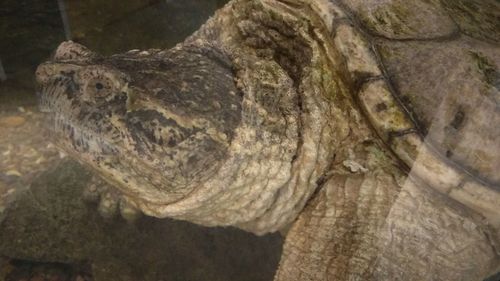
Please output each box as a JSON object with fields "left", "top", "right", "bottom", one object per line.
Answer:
{"left": 67, "top": 80, "right": 79, "bottom": 96}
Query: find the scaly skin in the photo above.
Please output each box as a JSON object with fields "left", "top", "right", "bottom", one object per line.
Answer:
{"left": 36, "top": 0, "right": 500, "bottom": 279}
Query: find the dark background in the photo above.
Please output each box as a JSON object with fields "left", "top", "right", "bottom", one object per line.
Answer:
{"left": 0, "top": 0, "right": 229, "bottom": 108}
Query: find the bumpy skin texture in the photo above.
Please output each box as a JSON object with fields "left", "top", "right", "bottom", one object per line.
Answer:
{"left": 36, "top": 0, "right": 500, "bottom": 280}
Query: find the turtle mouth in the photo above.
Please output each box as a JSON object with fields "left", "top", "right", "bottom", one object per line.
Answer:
{"left": 38, "top": 86, "right": 193, "bottom": 207}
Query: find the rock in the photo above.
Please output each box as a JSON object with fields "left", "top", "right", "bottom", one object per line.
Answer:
{"left": 0, "top": 160, "right": 282, "bottom": 281}
{"left": 0, "top": 116, "right": 26, "bottom": 128}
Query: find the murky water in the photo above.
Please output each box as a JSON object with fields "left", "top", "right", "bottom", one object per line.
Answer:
{"left": 0, "top": 1, "right": 283, "bottom": 281}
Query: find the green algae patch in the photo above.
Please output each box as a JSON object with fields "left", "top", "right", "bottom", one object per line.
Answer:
{"left": 441, "top": 0, "right": 500, "bottom": 43}
{"left": 470, "top": 51, "right": 499, "bottom": 90}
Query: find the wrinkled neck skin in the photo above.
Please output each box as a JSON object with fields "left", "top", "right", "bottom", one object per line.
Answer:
{"left": 139, "top": 0, "right": 358, "bottom": 234}
{"left": 37, "top": 0, "right": 386, "bottom": 234}
{"left": 155, "top": 0, "right": 393, "bottom": 233}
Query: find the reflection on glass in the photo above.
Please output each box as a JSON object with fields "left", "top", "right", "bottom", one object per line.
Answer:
{"left": 0, "top": 59, "right": 6, "bottom": 81}
{"left": 57, "top": 0, "right": 72, "bottom": 40}
{"left": 0, "top": 0, "right": 499, "bottom": 280}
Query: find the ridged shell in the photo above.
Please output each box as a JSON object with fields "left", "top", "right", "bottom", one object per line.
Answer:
{"left": 332, "top": 0, "right": 500, "bottom": 227}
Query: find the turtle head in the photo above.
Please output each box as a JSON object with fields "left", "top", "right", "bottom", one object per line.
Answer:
{"left": 36, "top": 41, "right": 242, "bottom": 207}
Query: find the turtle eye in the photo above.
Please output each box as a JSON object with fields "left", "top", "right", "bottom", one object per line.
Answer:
{"left": 76, "top": 66, "right": 127, "bottom": 104}
{"left": 82, "top": 76, "right": 116, "bottom": 103}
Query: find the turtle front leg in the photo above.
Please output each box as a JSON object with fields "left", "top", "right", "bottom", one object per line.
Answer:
{"left": 83, "top": 174, "right": 142, "bottom": 223}
{"left": 275, "top": 170, "right": 500, "bottom": 281}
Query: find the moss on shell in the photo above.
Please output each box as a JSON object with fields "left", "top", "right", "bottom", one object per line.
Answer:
{"left": 469, "top": 51, "right": 500, "bottom": 90}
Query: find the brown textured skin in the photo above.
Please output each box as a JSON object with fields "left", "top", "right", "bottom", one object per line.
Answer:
{"left": 275, "top": 144, "right": 499, "bottom": 281}
{"left": 36, "top": 0, "right": 500, "bottom": 280}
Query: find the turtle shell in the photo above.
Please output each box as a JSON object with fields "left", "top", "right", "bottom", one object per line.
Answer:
{"left": 331, "top": 0, "right": 500, "bottom": 226}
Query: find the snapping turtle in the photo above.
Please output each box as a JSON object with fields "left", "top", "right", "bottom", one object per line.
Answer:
{"left": 35, "top": 0, "right": 500, "bottom": 280}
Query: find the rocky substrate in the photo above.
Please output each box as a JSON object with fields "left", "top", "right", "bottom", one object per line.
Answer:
{"left": 0, "top": 258, "right": 92, "bottom": 281}
{"left": 0, "top": 105, "right": 62, "bottom": 224}
{"left": 0, "top": 160, "right": 283, "bottom": 281}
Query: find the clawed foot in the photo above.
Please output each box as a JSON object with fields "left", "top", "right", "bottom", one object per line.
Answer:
{"left": 83, "top": 175, "right": 142, "bottom": 223}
